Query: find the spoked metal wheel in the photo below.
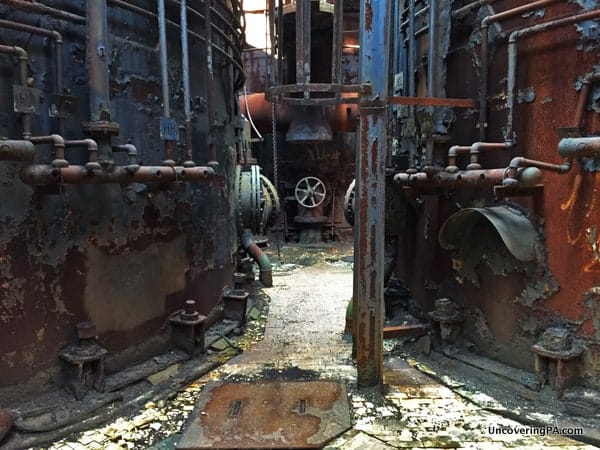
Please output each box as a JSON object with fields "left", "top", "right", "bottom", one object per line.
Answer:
{"left": 295, "top": 176, "right": 326, "bottom": 208}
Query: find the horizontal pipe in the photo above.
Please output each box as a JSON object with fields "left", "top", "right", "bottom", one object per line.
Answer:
{"left": 395, "top": 168, "right": 506, "bottom": 187}
{"left": 0, "top": 0, "right": 86, "bottom": 24}
{"left": 502, "top": 156, "right": 572, "bottom": 186}
{"left": 446, "top": 142, "right": 511, "bottom": 172}
{"left": 20, "top": 165, "right": 215, "bottom": 186}
{"left": 0, "top": 139, "right": 35, "bottom": 161}
{"left": 558, "top": 137, "right": 600, "bottom": 159}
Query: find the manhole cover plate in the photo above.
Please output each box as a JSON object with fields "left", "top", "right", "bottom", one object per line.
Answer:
{"left": 177, "top": 380, "right": 351, "bottom": 449}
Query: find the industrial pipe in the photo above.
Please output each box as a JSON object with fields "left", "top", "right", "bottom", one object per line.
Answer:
{"left": 0, "top": 44, "right": 30, "bottom": 139}
{"left": 446, "top": 142, "right": 511, "bottom": 172}
{"left": 240, "top": 228, "right": 272, "bottom": 287}
{"left": 479, "top": 0, "right": 560, "bottom": 141}
{"left": 30, "top": 135, "right": 67, "bottom": 167}
{"left": 427, "top": 0, "right": 436, "bottom": 97}
{"left": 0, "top": 0, "right": 86, "bottom": 24}
{"left": 574, "top": 72, "right": 600, "bottom": 130}
{"left": 502, "top": 157, "right": 572, "bottom": 186}
{"left": 506, "top": 9, "right": 600, "bottom": 144}
{"left": 0, "top": 20, "right": 64, "bottom": 132}
{"left": 65, "top": 139, "right": 100, "bottom": 170}
{"left": 395, "top": 168, "right": 506, "bottom": 187}
{"left": 113, "top": 143, "right": 139, "bottom": 166}
{"left": 180, "top": 0, "right": 194, "bottom": 166}
{"left": 558, "top": 137, "right": 600, "bottom": 159}
{"left": 20, "top": 165, "right": 215, "bottom": 186}
{"left": 157, "top": 0, "right": 176, "bottom": 166}
{"left": 0, "top": 139, "right": 35, "bottom": 161}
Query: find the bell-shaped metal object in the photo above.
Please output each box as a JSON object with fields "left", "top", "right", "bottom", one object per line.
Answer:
{"left": 286, "top": 106, "right": 333, "bottom": 143}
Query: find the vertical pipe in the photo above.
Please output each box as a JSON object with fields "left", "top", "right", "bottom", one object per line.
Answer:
{"left": 205, "top": 0, "right": 217, "bottom": 163}
{"left": 355, "top": 0, "right": 390, "bottom": 389}
{"left": 180, "top": 0, "right": 194, "bottom": 165}
{"left": 295, "top": 0, "right": 311, "bottom": 85}
{"left": 86, "top": 0, "right": 111, "bottom": 123}
{"left": 479, "top": 24, "right": 488, "bottom": 141}
{"left": 505, "top": 9, "right": 600, "bottom": 145}
{"left": 331, "top": 0, "right": 344, "bottom": 84}
{"left": 158, "top": 0, "right": 170, "bottom": 118}
{"left": 277, "top": 0, "right": 284, "bottom": 84}
{"left": 268, "top": 0, "right": 276, "bottom": 85}
{"left": 158, "top": 0, "right": 175, "bottom": 165}
{"left": 427, "top": 0, "right": 436, "bottom": 97}
{"left": 407, "top": 0, "right": 416, "bottom": 97}
{"left": 56, "top": 39, "right": 65, "bottom": 135}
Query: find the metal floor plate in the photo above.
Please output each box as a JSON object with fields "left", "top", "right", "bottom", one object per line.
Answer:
{"left": 177, "top": 380, "right": 352, "bottom": 449}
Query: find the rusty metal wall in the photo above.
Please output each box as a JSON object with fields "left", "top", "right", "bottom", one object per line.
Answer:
{"left": 394, "top": 0, "right": 600, "bottom": 386}
{"left": 0, "top": 0, "right": 241, "bottom": 388}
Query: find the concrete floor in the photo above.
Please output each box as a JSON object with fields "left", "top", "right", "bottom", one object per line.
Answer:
{"left": 48, "top": 243, "right": 596, "bottom": 449}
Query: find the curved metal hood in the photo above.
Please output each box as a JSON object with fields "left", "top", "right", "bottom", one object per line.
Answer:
{"left": 438, "top": 206, "right": 539, "bottom": 262}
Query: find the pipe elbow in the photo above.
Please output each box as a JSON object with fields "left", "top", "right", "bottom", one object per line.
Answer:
{"left": 51, "top": 31, "right": 63, "bottom": 43}
{"left": 81, "top": 138, "right": 98, "bottom": 153}
{"left": 13, "top": 45, "right": 27, "bottom": 59}
{"left": 448, "top": 145, "right": 461, "bottom": 158}
{"left": 508, "top": 156, "right": 526, "bottom": 169}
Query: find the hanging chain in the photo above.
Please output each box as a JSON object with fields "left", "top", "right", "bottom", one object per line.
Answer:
{"left": 271, "top": 100, "right": 279, "bottom": 190}
{"left": 271, "top": 99, "right": 282, "bottom": 261}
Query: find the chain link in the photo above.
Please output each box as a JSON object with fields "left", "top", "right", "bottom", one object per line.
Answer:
{"left": 271, "top": 100, "right": 279, "bottom": 191}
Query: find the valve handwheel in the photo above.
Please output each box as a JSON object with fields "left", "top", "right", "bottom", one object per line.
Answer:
{"left": 295, "top": 176, "right": 326, "bottom": 208}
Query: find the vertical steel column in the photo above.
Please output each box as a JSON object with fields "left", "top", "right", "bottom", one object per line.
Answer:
{"left": 180, "top": 0, "right": 195, "bottom": 165}
{"left": 354, "top": 0, "right": 390, "bottom": 389}
{"left": 295, "top": 0, "right": 311, "bottom": 85}
{"left": 331, "top": 0, "right": 344, "bottom": 84}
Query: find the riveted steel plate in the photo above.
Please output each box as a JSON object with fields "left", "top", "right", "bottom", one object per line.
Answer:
{"left": 177, "top": 380, "right": 351, "bottom": 449}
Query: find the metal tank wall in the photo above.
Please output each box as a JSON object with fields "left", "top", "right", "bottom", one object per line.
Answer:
{"left": 391, "top": 0, "right": 600, "bottom": 387}
{"left": 0, "top": 0, "right": 243, "bottom": 389}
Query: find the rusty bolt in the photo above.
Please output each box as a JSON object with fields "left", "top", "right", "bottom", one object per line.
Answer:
{"left": 181, "top": 299, "right": 199, "bottom": 321}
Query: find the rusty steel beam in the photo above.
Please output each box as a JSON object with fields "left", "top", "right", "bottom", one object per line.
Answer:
{"left": 388, "top": 96, "right": 476, "bottom": 107}
{"left": 20, "top": 165, "right": 215, "bottom": 186}
{"left": 354, "top": 0, "right": 390, "bottom": 389}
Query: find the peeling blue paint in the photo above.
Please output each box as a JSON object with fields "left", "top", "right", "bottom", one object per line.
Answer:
{"left": 569, "top": 0, "right": 600, "bottom": 11}
{"left": 521, "top": 9, "right": 546, "bottom": 19}
{"left": 542, "top": 96, "right": 553, "bottom": 104}
{"left": 517, "top": 87, "right": 536, "bottom": 104}
{"left": 576, "top": 20, "right": 600, "bottom": 52}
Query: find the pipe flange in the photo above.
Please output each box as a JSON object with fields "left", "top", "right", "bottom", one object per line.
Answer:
{"left": 52, "top": 158, "right": 69, "bottom": 168}
{"left": 82, "top": 121, "right": 120, "bottom": 136}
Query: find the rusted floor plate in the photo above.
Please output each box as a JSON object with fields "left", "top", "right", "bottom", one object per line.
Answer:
{"left": 177, "top": 380, "right": 351, "bottom": 449}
